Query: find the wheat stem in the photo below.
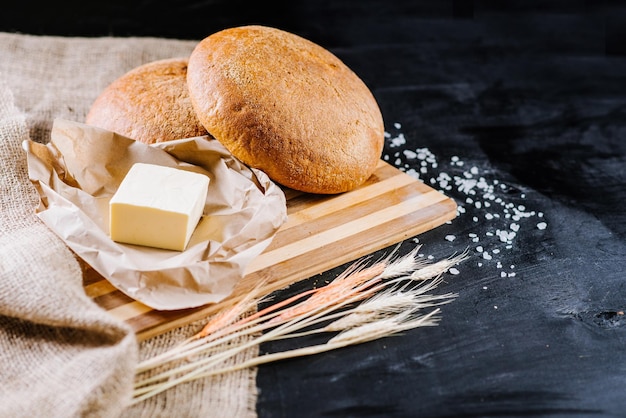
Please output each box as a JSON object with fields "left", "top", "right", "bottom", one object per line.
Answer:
{"left": 132, "top": 306, "right": 444, "bottom": 403}
{"left": 131, "top": 245, "right": 467, "bottom": 404}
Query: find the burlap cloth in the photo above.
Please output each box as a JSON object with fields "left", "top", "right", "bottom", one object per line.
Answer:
{"left": 0, "top": 32, "right": 257, "bottom": 418}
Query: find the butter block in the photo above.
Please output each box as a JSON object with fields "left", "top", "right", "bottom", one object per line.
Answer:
{"left": 109, "top": 163, "right": 210, "bottom": 251}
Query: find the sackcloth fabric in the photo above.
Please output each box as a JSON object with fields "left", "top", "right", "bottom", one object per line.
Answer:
{"left": 0, "top": 32, "right": 257, "bottom": 418}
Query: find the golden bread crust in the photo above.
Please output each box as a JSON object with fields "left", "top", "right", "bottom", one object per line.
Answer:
{"left": 86, "top": 58, "right": 208, "bottom": 144}
{"left": 187, "top": 25, "right": 384, "bottom": 194}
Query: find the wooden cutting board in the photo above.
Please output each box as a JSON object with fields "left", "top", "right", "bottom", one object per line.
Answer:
{"left": 82, "top": 160, "right": 457, "bottom": 340}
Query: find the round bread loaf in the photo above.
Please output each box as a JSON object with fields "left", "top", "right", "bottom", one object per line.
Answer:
{"left": 187, "top": 25, "right": 384, "bottom": 194}
{"left": 86, "top": 58, "right": 208, "bottom": 144}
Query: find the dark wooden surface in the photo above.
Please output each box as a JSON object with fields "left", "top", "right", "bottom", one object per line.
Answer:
{"left": 3, "top": 1, "right": 625, "bottom": 416}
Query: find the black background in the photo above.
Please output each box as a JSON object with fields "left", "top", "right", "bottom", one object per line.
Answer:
{"left": 3, "top": 1, "right": 626, "bottom": 416}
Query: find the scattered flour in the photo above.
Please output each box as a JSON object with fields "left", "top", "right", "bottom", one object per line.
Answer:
{"left": 383, "top": 122, "right": 548, "bottom": 279}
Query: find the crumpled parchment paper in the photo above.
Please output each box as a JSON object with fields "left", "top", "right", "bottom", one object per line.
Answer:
{"left": 23, "top": 118, "right": 287, "bottom": 310}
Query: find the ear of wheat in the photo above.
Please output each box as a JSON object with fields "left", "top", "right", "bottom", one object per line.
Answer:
{"left": 131, "top": 245, "right": 468, "bottom": 404}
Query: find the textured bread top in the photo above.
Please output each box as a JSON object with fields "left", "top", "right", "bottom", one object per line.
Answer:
{"left": 187, "top": 25, "right": 384, "bottom": 194}
{"left": 86, "top": 58, "right": 208, "bottom": 144}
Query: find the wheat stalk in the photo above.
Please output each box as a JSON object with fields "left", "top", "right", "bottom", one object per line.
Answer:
{"left": 130, "top": 245, "right": 468, "bottom": 404}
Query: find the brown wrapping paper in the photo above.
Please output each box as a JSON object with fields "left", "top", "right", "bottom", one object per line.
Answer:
{"left": 22, "top": 118, "right": 287, "bottom": 310}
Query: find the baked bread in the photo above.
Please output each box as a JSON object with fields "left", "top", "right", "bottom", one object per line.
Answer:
{"left": 187, "top": 25, "right": 384, "bottom": 194}
{"left": 86, "top": 58, "right": 208, "bottom": 144}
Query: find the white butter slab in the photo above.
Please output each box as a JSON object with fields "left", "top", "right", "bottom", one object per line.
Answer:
{"left": 109, "top": 163, "right": 210, "bottom": 251}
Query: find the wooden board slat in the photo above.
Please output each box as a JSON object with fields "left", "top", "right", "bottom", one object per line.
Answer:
{"left": 83, "top": 160, "right": 457, "bottom": 340}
